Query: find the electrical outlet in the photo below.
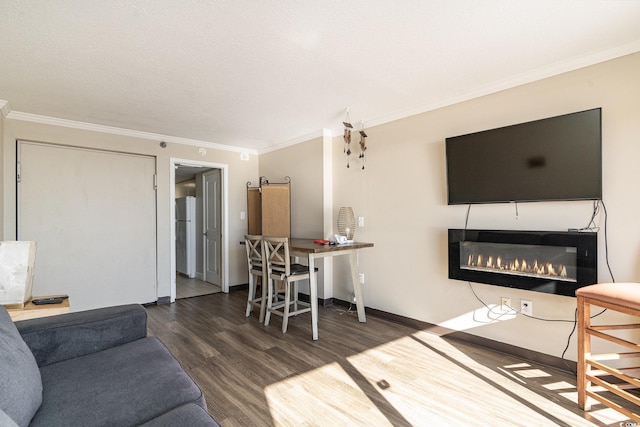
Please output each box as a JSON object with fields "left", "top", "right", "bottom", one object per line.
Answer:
{"left": 358, "top": 216, "right": 365, "bottom": 227}
{"left": 358, "top": 273, "right": 365, "bottom": 284}
{"left": 521, "top": 299, "right": 533, "bottom": 316}
{"left": 500, "top": 297, "right": 511, "bottom": 311}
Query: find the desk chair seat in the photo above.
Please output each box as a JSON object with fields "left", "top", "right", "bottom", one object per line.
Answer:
{"left": 577, "top": 282, "right": 640, "bottom": 422}
{"left": 263, "top": 237, "right": 317, "bottom": 334}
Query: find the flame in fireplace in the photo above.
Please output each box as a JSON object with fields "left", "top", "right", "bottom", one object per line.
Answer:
{"left": 466, "top": 254, "right": 568, "bottom": 279}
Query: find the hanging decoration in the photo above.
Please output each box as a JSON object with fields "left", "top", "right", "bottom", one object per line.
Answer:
{"left": 342, "top": 109, "right": 368, "bottom": 170}
{"left": 358, "top": 121, "right": 367, "bottom": 170}
{"left": 343, "top": 109, "right": 353, "bottom": 168}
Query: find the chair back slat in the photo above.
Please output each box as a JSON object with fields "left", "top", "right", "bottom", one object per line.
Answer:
{"left": 263, "top": 236, "right": 291, "bottom": 278}
{"left": 244, "top": 234, "right": 264, "bottom": 272}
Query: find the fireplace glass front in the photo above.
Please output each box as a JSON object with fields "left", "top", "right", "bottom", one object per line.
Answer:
{"left": 448, "top": 229, "right": 597, "bottom": 296}
{"left": 460, "top": 241, "right": 577, "bottom": 283}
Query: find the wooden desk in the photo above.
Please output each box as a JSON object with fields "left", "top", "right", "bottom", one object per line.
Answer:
{"left": 6, "top": 295, "right": 70, "bottom": 321}
{"left": 289, "top": 239, "right": 374, "bottom": 340}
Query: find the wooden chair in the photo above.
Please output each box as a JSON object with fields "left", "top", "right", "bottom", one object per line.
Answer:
{"left": 577, "top": 282, "right": 640, "bottom": 422}
{"left": 262, "top": 236, "right": 316, "bottom": 333}
{"left": 244, "top": 234, "right": 267, "bottom": 322}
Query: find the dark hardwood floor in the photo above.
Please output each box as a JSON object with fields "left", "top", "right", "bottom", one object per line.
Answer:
{"left": 145, "top": 291, "right": 629, "bottom": 427}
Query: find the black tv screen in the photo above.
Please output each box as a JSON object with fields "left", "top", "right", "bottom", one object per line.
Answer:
{"left": 446, "top": 108, "right": 602, "bottom": 205}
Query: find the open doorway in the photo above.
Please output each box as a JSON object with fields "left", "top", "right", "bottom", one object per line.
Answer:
{"left": 170, "top": 158, "right": 229, "bottom": 301}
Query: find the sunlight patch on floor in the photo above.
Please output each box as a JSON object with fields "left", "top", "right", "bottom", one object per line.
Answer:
{"left": 513, "top": 368, "right": 552, "bottom": 379}
{"left": 543, "top": 381, "right": 575, "bottom": 391}
{"left": 263, "top": 329, "right": 612, "bottom": 426}
{"left": 559, "top": 391, "right": 632, "bottom": 425}
{"left": 345, "top": 330, "right": 598, "bottom": 426}
{"left": 437, "top": 304, "right": 517, "bottom": 332}
{"left": 590, "top": 407, "right": 630, "bottom": 425}
{"left": 264, "top": 362, "right": 392, "bottom": 427}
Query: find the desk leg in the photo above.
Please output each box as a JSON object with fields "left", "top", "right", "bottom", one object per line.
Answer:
{"left": 308, "top": 254, "right": 319, "bottom": 340}
{"left": 350, "top": 250, "right": 366, "bottom": 322}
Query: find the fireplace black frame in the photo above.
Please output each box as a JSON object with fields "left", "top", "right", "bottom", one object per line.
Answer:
{"left": 448, "top": 229, "right": 597, "bottom": 297}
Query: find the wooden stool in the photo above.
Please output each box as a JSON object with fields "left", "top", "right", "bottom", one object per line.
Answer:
{"left": 262, "top": 236, "right": 315, "bottom": 334}
{"left": 577, "top": 282, "right": 640, "bottom": 422}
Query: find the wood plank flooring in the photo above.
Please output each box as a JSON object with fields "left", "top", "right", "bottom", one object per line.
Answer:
{"left": 145, "top": 292, "right": 630, "bottom": 427}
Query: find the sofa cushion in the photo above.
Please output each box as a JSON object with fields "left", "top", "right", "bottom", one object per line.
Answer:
{"left": 17, "top": 304, "right": 148, "bottom": 367}
{"left": 139, "top": 403, "right": 221, "bottom": 427}
{"left": 0, "top": 306, "right": 43, "bottom": 427}
{"left": 30, "top": 336, "right": 206, "bottom": 427}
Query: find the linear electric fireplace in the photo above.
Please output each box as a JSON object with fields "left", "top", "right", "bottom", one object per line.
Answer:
{"left": 448, "top": 229, "right": 597, "bottom": 296}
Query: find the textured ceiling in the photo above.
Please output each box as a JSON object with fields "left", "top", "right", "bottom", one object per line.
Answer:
{"left": 1, "top": 1, "right": 640, "bottom": 152}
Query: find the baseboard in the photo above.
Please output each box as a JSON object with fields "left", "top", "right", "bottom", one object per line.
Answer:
{"left": 157, "top": 296, "right": 171, "bottom": 305}
{"left": 335, "top": 298, "right": 576, "bottom": 374}
{"left": 230, "top": 283, "right": 249, "bottom": 292}
{"left": 232, "top": 285, "right": 334, "bottom": 307}
{"left": 229, "top": 286, "right": 573, "bottom": 371}
{"left": 297, "top": 293, "right": 335, "bottom": 307}
{"left": 229, "top": 283, "right": 577, "bottom": 373}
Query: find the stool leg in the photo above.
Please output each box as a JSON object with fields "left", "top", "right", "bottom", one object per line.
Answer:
{"left": 282, "top": 280, "right": 292, "bottom": 333}
{"left": 245, "top": 273, "right": 255, "bottom": 317}
{"left": 258, "top": 275, "right": 267, "bottom": 323}
{"left": 577, "top": 295, "right": 591, "bottom": 410}
{"left": 264, "top": 277, "right": 274, "bottom": 326}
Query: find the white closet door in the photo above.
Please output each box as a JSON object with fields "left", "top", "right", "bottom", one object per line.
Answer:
{"left": 17, "top": 141, "right": 157, "bottom": 311}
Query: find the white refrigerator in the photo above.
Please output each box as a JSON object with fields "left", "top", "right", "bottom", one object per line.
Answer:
{"left": 175, "top": 196, "right": 196, "bottom": 278}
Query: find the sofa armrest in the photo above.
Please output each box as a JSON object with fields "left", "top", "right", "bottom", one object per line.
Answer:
{"left": 15, "top": 304, "right": 148, "bottom": 367}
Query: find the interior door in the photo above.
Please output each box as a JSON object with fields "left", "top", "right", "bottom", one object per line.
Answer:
{"left": 17, "top": 141, "right": 157, "bottom": 311}
{"left": 203, "top": 169, "right": 221, "bottom": 285}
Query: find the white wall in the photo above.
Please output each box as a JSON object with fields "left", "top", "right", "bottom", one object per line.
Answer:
{"left": 2, "top": 119, "right": 258, "bottom": 301}
{"left": 258, "top": 137, "right": 327, "bottom": 297}
{"left": 328, "top": 52, "right": 640, "bottom": 361}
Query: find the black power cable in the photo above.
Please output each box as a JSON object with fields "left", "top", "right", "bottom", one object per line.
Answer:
{"left": 465, "top": 199, "right": 615, "bottom": 373}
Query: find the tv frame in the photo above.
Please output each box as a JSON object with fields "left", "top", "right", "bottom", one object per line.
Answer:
{"left": 445, "top": 108, "right": 602, "bottom": 205}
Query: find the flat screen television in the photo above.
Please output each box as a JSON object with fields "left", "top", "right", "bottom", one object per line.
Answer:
{"left": 445, "top": 108, "right": 602, "bottom": 205}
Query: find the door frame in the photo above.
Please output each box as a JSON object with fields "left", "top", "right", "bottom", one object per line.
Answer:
{"left": 169, "top": 157, "right": 229, "bottom": 301}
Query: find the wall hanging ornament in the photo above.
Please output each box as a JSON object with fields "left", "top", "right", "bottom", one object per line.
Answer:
{"left": 358, "top": 121, "right": 367, "bottom": 170}
{"left": 342, "top": 110, "right": 368, "bottom": 170}
{"left": 343, "top": 109, "right": 353, "bottom": 168}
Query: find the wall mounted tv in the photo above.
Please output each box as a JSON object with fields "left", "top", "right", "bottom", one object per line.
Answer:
{"left": 446, "top": 108, "right": 602, "bottom": 205}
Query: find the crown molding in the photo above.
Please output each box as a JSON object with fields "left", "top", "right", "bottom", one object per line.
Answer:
{"left": 4, "top": 110, "right": 258, "bottom": 155}
{"left": 258, "top": 128, "right": 326, "bottom": 155}
{"left": 0, "top": 100, "right": 11, "bottom": 118}
{"left": 326, "top": 40, "right": 640, "bottom": 139}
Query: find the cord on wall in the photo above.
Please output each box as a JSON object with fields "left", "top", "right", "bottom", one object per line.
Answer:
{"left": 462, "top": 195, "right": 616, "bottom": 374}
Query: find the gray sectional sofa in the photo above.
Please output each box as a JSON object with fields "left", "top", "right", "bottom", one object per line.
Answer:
{"left": 0, "top": 303, "right": 220, "bottom": 426}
